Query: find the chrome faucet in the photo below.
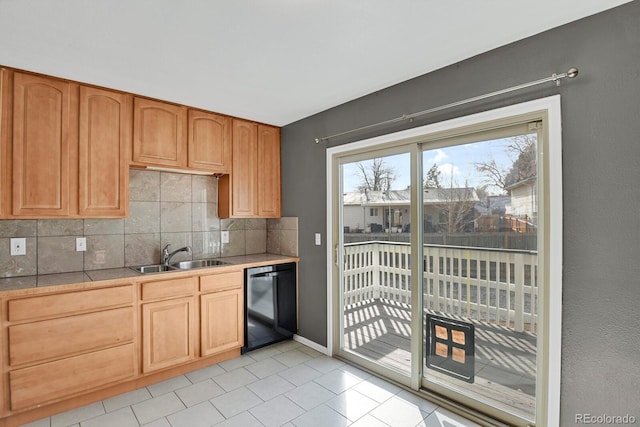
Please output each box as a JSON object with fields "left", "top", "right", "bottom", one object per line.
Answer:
{"left": 162, "top": 244, "right": 191, "bottom": 266}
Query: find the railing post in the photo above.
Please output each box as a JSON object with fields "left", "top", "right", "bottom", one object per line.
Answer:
{"left": 433, "top": 246, "right": 441, "bottom": 312}
{"left": 372, "top": 242, "right": 380, "bottom": 299}
{"left": 514, "top": 253, "right": 525, "bottom": 332}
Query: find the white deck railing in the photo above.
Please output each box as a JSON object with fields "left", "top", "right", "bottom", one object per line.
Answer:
{"left": 343, "top": 241, "right": 538, "bottom": 332}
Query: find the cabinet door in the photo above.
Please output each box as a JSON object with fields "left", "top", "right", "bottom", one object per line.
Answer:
{"left": 132, "top": 97, "right": 187, "bottom": 167}
{"left": 142, "top": 296, "right": 196, "bottom": 373}
{"left": 12, "top": 72, "right": 77, "bottom": 216}
{"left": 257, "top": 125, "right": 281, "bottom": 218}
{"left": 188, "top": 109, "right": 231, "bottom": 172}
{"left": 229, "top": 119, "right": 258, "bottom": 217}
{"left": 0, "top": 68, "right": 10, "bottom": 218}
{"left": 78, "top": 86, "right": 131, "bottom": 217}
{"left": 201, "top": 289, "right": 243, "bottom": 356}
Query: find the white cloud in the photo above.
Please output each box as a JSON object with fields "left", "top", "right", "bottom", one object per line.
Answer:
{"left": 426, "top": 149, "right": 447, "bottom": 164}
{"left": 438, "top": 163, "right": 460, "bottom": 176}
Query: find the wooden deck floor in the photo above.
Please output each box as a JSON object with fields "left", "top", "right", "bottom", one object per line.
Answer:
{"left": 344, "top": 298, "right": 536, "bottom": 419}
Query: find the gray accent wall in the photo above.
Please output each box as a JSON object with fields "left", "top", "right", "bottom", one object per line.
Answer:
{"left": 281, "top": 2, "right": 640, "bottom": 424}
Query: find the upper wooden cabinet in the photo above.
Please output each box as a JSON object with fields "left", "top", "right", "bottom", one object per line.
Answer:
{"left": 220, "top": 119, "right": 258, "bottom": 217}
{"left": 0, "top": 68, "right": 9, "bottom": 217}
{"left": 0, "top": 70, "right": 131, "bottom": 219}
{"left": 0, "top": 66, "right": 281, "bottom": 219}
{"left": 132, "top": 97, "right": 187, "bottom": 168}
{"left": 258, "top": 125, "right": 281, "bottom": 217}
{"left": 188, "top": 109, "right": 231, "bottom": 173}
{"left": 218, "top": 119, "right": 281, "bottom": 218}
{"left": 78, "top": 86, "right": 131, "bottom": 217}
{"left": 11, "top": 72, "right": 77, "bottom": 217}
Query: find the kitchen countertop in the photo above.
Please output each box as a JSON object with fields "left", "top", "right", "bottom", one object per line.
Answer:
{"left": 0, "top": 253, "right": 298, "bottom": 293}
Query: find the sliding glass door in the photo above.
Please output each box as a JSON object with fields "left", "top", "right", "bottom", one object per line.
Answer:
{"left": 330, "top": 99, "right": 561, "bottom": 427}
{"left": 337, "top": 150, "right": 415, "bottom": 381}
{"left": 420, "top": 127, "right": 540, "bottom": 423}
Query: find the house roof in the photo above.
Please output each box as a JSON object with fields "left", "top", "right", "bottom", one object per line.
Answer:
{"left": 344, "top": 188, "right": 479, "bottom": 206}
{"left": 505, "top": 176, "right": 537, "bottom": 191}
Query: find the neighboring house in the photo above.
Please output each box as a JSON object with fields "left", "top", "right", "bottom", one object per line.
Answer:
{"left": 505, "top": 177, "right": 537, "bottom": 225}
{"left": 343, "top": 187, "right": 479, "bottom": 232}
{"left": 343, "top": 190, "right": 409, "bottom": 232}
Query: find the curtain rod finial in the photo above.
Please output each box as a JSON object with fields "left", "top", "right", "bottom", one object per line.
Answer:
{"left": 567, "top": 67, "right": 579, "bottom": 78}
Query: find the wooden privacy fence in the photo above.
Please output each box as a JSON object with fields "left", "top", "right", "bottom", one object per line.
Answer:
{"left": 343, "top": 241, "right": 538, "bottom": 332}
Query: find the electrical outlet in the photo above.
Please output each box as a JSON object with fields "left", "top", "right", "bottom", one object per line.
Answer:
{"left": 10, "top": 238, "right": 26, "bottom": 256}
{"left": 315, "top": 233, "right": 322, "bottom": 246}
{"left": 76, "top": 237, "right": 87, "bottom": 252}
{"left": 221, "top": 231, "right": 230, "bottom": 244}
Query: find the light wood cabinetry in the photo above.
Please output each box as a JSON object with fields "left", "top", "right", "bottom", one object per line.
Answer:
{"left": 78, "top": 86, "right": 131, "bottom": 217}
{"left": 219, "top": 119, "right": 258, "bottom": 217}
{"left": 11, "top": 72, "right": 77, "bottom": 217}
{"left": 218, "top": 119, "right": 281, "bottom": 218}
{"left": 0, "top": 68, "right": 10, "bottom": 217}
{"left": 1, "top": 66, "right": 282, "bottom": 221}
{"left": 188, "top": 109, "right": 231, "bottom": 172}
{"left": 132, "top": 97, "right": 188, "bottom": 168}
{"left": 5, "top": 285, "right": 136, "bottom": 411}
{"left": 140, "top": 277, "right": 198, "bottom": 373}
{"left": 258, "top": 125, "right": 281, "bottom": 217}
{"left": 0, "top": 70, "right": 130, "bottom": 219}
{"left": 0, "top": 261, "right": 296, "bottom": 424}
{"left": 200, "top": 270, "right": 244, "bottom": 356}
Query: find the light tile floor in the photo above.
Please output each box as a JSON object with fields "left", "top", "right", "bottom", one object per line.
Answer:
{"left": 23, "top": 341, "right": 481, "bottom": 427}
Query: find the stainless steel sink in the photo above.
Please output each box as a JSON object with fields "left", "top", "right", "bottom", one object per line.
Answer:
{"left": 171, "top": 259, "right": 229, "bottom": 270}
{"left": 132, "top": 264, "right": 178, "bottom": 274}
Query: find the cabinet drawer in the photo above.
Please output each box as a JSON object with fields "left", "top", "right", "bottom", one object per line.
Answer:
{"left": 141, "top": 277, "right": 198, "bottom": 301}
{"left": 9, "top": 307, "right": 135, "bottom": 367}
{"left": 9, "top": 343, "right": 136, "bottom": 411}
{"left": 200, "top": 270, "right": 243, "bottom": 293}
{"left": 8, "top": 286, "right": 134, "bottom": 322}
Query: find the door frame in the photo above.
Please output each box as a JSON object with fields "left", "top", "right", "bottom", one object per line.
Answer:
{"left": 326, "top": 95, "right": 563, "bottom": 426}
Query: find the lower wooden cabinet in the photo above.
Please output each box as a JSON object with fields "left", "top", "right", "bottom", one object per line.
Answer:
{"left": 9, "top": 306, "right": 134, "bottom": 366}
{"left": 201, "top": 289, "right": 243, "bottom": 356}
{"left": 142, "top": 296, "right": 197, "bottom": 373}
{"left": 5, "top": 284, "right": 137, "bottom": 412}
{"left": 0, "top": 265, "right": 262, "bottom": 421}
{"left": 9, "top": 344, "right": 136, "bottom": 411}
{"left": 200, "top": 269, "right": 244, "bottom": 356}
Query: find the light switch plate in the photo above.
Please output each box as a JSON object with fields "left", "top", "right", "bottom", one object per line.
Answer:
{"left": 76, "top": 237, "right": 87, "bottom": 252}
{"left": 315, "top": 233, "right": 322, "bottom": 246}
{"left": 221, "top": 231, "right": 230, "bottom": 244}
{"left": 10, "top": 238, "right": 26, "bottom": 256}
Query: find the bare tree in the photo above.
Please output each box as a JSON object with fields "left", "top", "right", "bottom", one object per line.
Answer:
{"left": 436, "top": 173, "right": 477, "bottom": 233}
{"left": 474, "top": 134, "right": 537, "bottom": 193}
{"left": 355, "top": 158, "right": 396, "bottom": 192}
{"left": 504, "top": 134, "right": 537, "bottom": 187}
{"left": 475, "top": 157, "right": 508, "bottom": 194}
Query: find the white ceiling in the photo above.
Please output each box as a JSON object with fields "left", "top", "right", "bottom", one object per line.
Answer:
{"left": 0, "top": 0, "right": 632, "bottom": 126}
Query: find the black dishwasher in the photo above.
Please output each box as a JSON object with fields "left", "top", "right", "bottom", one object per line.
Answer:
{"left": 243, "top": 262, "right": 297, "bottom": 353}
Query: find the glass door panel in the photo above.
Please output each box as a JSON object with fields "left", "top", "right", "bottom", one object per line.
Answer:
{"left": 340, "top": 152, "right": 413, "bottom": 377}
{"left": 421, "top": 132, "right": 538, "bottom": 423}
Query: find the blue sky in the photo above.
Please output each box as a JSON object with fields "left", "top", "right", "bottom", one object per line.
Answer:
{"left": 342, "top": 137, "right": 524, "bottom": 194}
